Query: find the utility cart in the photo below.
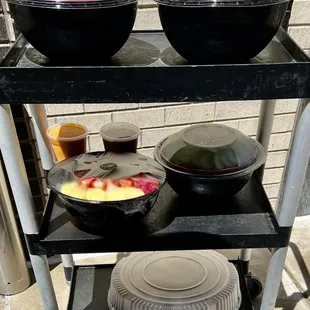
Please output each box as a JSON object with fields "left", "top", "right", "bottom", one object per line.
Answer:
{"left": 1, "top": 28, "right": 310, "bottom": 309}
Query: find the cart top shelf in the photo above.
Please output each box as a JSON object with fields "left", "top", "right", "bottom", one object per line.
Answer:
{"left": 1, "top": 28, "right": 310, "bottom": 104}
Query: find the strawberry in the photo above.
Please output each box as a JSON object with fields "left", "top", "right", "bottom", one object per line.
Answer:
{"left": 80, "top": 178, "right": 95, "bottom": 188}
{"left": 117, "top": 178, "right": 134, "bottom": 188}
{"left": 92, "top": 178, "right": 106, "bottom": 190}
{"left": 105, "top": 179, "right": 119, "bottom": 192}
{"left": 133, "top": 178, "right": 159, "bottom": 194}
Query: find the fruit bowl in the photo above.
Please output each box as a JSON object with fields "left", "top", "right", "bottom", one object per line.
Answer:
{"left": 48, "top": 152, "right": 166, "bottom": 235}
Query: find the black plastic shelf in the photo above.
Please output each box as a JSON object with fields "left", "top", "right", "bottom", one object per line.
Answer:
{"left": 1, "top": 29, "right": 310, "bottom": 104}
{"left": 26, "top": 174, "right": 291, "bottom": 255}
{"left": 67, "top": 261, "right": 253, "bottom": 310}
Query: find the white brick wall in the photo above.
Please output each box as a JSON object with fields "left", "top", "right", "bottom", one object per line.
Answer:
{"left": 289, "top": 0, "right": 310, "bottom": 50}
{"left": 290, "top": 0, "right": 310, "bottom": 24}
{"left": 165, "top": 103, "right": 215, "bottom": 125}
{"left": 265, "top": 151, "right": 287, "bottom": 168}
{"left": 113, "top": 107, "right": 165, "bottom": 128}
{"left": 134, "top": 8, "right": 161, "bottom": 30}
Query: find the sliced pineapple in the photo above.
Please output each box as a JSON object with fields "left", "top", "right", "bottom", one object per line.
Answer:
{"left": 120, "top": 187, "right": 144, "bottom": 200}
{"left": 86, "top": 188, "right": 107, "bottom": 201}
{"left": 105, "top": 187, "right": 144, "bottom": 201}
{"left": 61, "top": 182, "right": 87, "bottom": 200}
{"left": 61, "top": 181, "right": 145, "bottom": 202}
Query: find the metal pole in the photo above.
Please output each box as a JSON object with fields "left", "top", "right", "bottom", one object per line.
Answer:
{"left": 28, "top": 104, "right": 54, "bottom": 172}
{"left": 61, "top": 254, "right": 74, "bottom": 284}
{"left": 28, "top": 104, "right": 74, "bottom": 283}
{"left": 240, "top": 100, "right": 276, "bottom": 273}
{"left": 0, "top": 104, "right": 58, "bottom": 310}
{"left": 261, "top": 101, "right": 310, "bottom": 309}
{"left": 276, "top": 99, "right": 310, "bottom": 216}
{"left": 256, "top": 100, "right": 276, "bottom": 180}
{"left": 0, "top": 157, "right": 30, "bottom": 294}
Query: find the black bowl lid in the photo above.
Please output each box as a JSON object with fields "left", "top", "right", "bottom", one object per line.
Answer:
{"left": 7, "top": 0, "right": 136, "bottom": 9}
{"left": 154, "top": 124, "right": 265, "bottom": 177}
{"left": 48, "top": 152, "right": 166, "bottom": 193}
{"left": 154, "top": 0, "right": 288, "bottom": 7}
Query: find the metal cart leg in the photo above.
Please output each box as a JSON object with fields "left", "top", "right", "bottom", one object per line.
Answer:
{"left": 61, "top": 254, "right": 74, "bottom": 284}
{"left": 240, "top": 100, "right": 276, "bottom": 298}
{"left": 256, "top": 100, "right": 276, "bottom": 180}
{"left": 28, "top": 104, "right": 74, "bottom": 284}
{"left": 0, "top": 104, "right": 58, "bottom": 310}
{"left": 261, "top": 101, "right": 310, "bottom": 310}
{"left": 276, "top": 98, "right": 310, "bottom": 216}
{"left": 28, "top": 104, "right": 54, "bottom": 176}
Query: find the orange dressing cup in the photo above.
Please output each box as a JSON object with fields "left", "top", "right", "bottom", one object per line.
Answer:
{"left": 46, "top": 123, "right": 89, "bottom": 162}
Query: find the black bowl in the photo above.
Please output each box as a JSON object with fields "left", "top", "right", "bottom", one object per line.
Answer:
{"left": 57, "top": 189, "right": 160, "bottom": 235}
{"left": 9, "top": 2, "right": 137, "bottom": 62}
{"left": 163, "top": 168, "right": 251, "bottom": 196}
{"left": 158, "top": 2, "right": 288, "bottom": 63}
{"left": 48, "top": 151, "right": 166, "bottom": 235}
{"left": 154, "top": 136, "right": 265, "bottom": 196}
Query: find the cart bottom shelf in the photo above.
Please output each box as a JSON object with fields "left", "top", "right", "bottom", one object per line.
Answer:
{"left": 67, "top": 260, "right": 253, "bottom": 310}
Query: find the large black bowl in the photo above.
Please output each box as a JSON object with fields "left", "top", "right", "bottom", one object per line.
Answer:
{"left": 162, "top": 168, "right": 251, "bottom": 196}
{"left": 154, "top": 137, "right": 265, "bottom": 197}
{"left": 48, "top": 152, "right": 166, "bottom": 235}
{"left": 9, "top": 2, "right": 137, "bottom": 62}
{"left": 158, "top": 2, "right": 288, "bottom": 63}
{"left": 57, "top": 189, "right": 160, "bottom": 235}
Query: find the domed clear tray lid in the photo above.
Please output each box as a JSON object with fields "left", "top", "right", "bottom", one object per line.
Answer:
{"left": 108, "top": 251, "right": 242, "bottom": 310}
{"left": 154, "top": 124, "right": 265, "bottom": 178}
{"left": 48, "top": 152, "right": 166, "bottom": 194}
{"left": 7, "top": 0, "right": 137, "bottom": 9}
{"left": 154, "top": 0, "right": 289, "bottom": 7}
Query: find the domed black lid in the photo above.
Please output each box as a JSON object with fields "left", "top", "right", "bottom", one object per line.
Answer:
{"left": 154, "top": 124, "right": 265, "bottom": 178}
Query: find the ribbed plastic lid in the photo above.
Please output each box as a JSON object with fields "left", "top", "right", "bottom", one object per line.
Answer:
{"left": 48, "top": 152, "right": 166, "bottom": 194}
{"left": 154, "top": 0, "right": 289, "bottom": 7}
{"left": 108, "top": 251, "right": 241, "bottom": 310}
{"left": 154, "top": 123, "right": 265, "bottom": 178}
{"left": 7, "top": 0, "right": 137, "bottom": 9}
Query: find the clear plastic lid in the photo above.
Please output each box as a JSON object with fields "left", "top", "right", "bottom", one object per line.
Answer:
{"left": 99, "top": 122, "right": 140, "bottom": 143}
{"left": 108, "top": 251, "right": 241, "bottom": 310}
{"left": 46, "top": 123, "right": 89, "bottom": 142}
{"left": 154, "top": 123, "right": 265, "bottom": 178}
{"left": 48, "top": 152, "right": 166, "bottom": 195}
{"left": 154, "top": 0, "right": 289, "bottom": 7}
{"left": 7, "top": 0, "right": 137, "bottom": 9}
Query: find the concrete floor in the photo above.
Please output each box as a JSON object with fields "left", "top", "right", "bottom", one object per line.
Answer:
{"left": 1, "top": 216, "right": 310, "bottom": 309}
